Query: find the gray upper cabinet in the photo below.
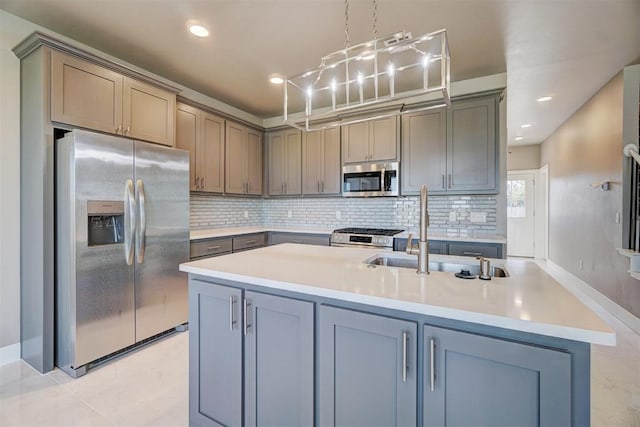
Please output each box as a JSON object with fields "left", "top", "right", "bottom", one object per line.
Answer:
{"left": 447, "top": 96, "right": 497, "bottom": 193}
{"left": 51, "top": 50, "right": 176, "bottom": 147}
{"left": 401, "top": 94, "right": 500, "bottom": 195}
{"left": 302, "top": 127, "right": 341, "bottom": 195}
{"left": 319, "top": 305, "right": 417, "bottom": 427}
{"left": 244, "top": 291, "right": 314, "bottom": 427}
{"left": 401, "top": 108, "right": 447, "bottom": 193}
{"left": 342, "top": 116, "right": 398, "bottom": 163}
{"left": 267, "top": 129, "right": 301, "bottom": 196}
{"left": 189, "top": 280, "right": 243, "bottom": 427}
{"left": 176, "top": 103, "right": 225, "bottom": 193}
{"left": 424, "top": 325, "right": 571, "bottom": 427}
{"left": 189, "top": 280, "right": 314, "bottom": 427}
{"left": 225, "top": 121, "right": 263, "bottom": 195}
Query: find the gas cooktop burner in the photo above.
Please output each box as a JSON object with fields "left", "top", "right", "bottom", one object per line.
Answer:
{"left": 332, "top": 228, "right": 404, "bottom": 236}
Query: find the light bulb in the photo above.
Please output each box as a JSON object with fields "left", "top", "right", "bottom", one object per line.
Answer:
{"left": 422, "top": 55, "right": 431, "bottom": 68}
{"left": 307, "top": 87, "right": 313, "bottom": 98}
{"left": 357, "top": 73, "right": 364, "bottom": 85}
{"left": 331, "top": 79, "right": 337, "bottom": 92}
{"left": 387, "top": 62, "right": 395, "bottom": 76}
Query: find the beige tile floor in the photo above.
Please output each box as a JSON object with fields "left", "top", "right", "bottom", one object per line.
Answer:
{"left": 1, "top": 307, "right": 639, "bottom": 426}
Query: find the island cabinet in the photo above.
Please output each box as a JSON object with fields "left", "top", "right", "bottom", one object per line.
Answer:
{"left": 225, "top": 122, "right": 263, "bottom": 195}
{"left": 318, "top": 306, "right": 418, "bottom": 426}
{"left": 424, "top": 325, "right": 572, "bottom": 426}
{"left": 401, "top": 94, "right": 499, "bottom": 195}
{"left": 189, "top": 280, "right": 314, "bottom": 427}
{"left": 342, "top": 116, "right": 399, "bottom": 163}
{"left": 176, "top": 103, "right": 225, "bottom": 192}
{"left": 267, "top": 129, "right": 302, "bottom": 196}
{"left": 302, "top": 127, "right": 341, "bottom": 195}
{"left": 51, "top": 50, "right": 176, "bottom": 147}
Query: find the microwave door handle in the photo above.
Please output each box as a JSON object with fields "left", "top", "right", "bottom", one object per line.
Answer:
{"left": 124, "top": 179, "right": 135, "bottom": 265}
{"left": 136, "top": 179, "right": 146, "bottom": 264}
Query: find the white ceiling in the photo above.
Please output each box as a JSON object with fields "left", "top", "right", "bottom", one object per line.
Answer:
{"left": 1, "top": 0, "right": 638, "bottom": 145}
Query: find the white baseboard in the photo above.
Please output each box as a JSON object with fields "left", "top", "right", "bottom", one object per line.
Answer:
{"left": 0, "top": 342, "right": 20, "bottom": 366}
{"left": 538, "top": 260, "right": 640, "bottom": 336}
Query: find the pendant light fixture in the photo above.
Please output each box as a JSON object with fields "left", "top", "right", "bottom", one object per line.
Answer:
{"left": 283, "top": 0, "right": 451, "bottom": 131}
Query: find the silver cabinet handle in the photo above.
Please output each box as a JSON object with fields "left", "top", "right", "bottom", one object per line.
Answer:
{"left": 441, "top": 174, "right": 445, "bottom": 190}
{"left": 322, "top": 181, "right": 324, "bottom": 193}
{"left": 463, "top": 251, "right": 483, "bottom": 256}
{"left": 281, "top": 182, "right": 284, "bottom": 194}
{"left": 206, "top": 245, "right": 222, "bottom": 251}
{"left": 244, "top": 240, "right": 257, "bottom": 245}
{"left": 135, "top": 179, "right": 146, "bottom": 264}
{"left": 448, "top": 174, "right": 452, "bottom": 188}
{"left": 317, "top": 181, "right": 320, "bottom": 192}
{"left": 124, "top": 179, "right": 136, "bottom": 265}
{"left": 195, "top": 176, "right": 199, "bottom": 190}
{"left": 124, "top": 126, "right": 130, "bottom": 135}
{"left": 243, "top": 298, "right": 251, "bottom": 335}
{"left": 284, "top": 182, "right": 287, "bottom": 194}
{"left": 229, "top": 296, "right": 236, "bottom": 331}
{"left": 430, "top": 338, "right": 435, "bottom": 391}
{"left": 202, "top": 176, "right": 205, "bottom": 189}
{"left": 292, "top": 240, "right": 304, "bottom": 244}
{"left": 402, "top": 331, "right": 408, "bottom": 382}
{"left": 116, "top": 125, "right": 122, "bottom": 134}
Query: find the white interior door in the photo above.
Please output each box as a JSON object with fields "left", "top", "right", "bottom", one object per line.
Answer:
{"left": 507, "top": 172, "right": 535, "bottom": 257}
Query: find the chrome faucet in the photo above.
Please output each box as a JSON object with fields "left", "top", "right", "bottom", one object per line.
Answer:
{"left": 406, "top": 185, "right": 429, "bottom": 274}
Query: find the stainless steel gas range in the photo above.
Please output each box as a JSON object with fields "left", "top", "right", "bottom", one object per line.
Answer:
{"left": 330, "top": 227, "right": 404, "bottom": 250}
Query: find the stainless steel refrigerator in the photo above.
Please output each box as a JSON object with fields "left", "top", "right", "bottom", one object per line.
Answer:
{"left": 56, "top": 129, "right": 189, "bottom": 377}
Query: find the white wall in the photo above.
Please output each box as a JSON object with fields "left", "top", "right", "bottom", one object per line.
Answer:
{"left": 0, "top": 11, "right": 43, "bottom": 350}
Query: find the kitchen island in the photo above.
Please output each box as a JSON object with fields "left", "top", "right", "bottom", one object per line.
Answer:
{"left": 180, "top": 244, "right": 614, "bottom": 427}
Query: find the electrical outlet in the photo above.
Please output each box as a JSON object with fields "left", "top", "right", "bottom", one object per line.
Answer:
{"left": 244, "top": 210, "right": 248, "bottom": 219}
{"left": 449, "top": 211, "right": 457, "bottom": 222}
{"left": 287, "top": 209, "right": 292, "bottom": 218}
{"left": 336, "top": 210, "right": 342, "bottom": 219}
{"left": 470, "top": 212, "right": 487, "bottom": 223}
{"left": 579, "top": 259, "right": 584, "bottom": 270}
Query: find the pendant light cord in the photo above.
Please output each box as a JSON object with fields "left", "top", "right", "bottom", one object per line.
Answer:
{"left": 373, "top": 0, "right": 378, "bottom": 40}
{"left": 344, "top": 0, "right": 350, "bottom": 48}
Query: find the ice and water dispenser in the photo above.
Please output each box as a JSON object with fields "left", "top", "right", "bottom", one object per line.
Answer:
{"left": 87, "top": 200, "right": 124, "bottom": 246}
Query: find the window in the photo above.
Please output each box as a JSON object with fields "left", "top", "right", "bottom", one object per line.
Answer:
{"left": 507, "top": 179, "right": 526, "bottom": 218}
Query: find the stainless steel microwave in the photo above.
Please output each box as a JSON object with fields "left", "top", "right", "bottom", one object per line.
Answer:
{"left": 342, "top": 162, "right": 399, "bottom": 197}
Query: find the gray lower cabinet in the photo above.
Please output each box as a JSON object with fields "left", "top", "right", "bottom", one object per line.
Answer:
{"left": 190, "top": 237, "right": 233, "bottom": 260}
{"left": 268, "top": 231, "right": 330, "bottom": 246}
{"left": 424, "top": 325, "right": 571, "bottom": 427}
{"left": 319, "top": 306, "right": 417, "bottom": 427}
{"left": 189, "top": 280, "right": 314, "bottom": 427}
{"left": 231, "top": 233, "right": 266, "bottom": 252}
{"left": 189, "top": 281, "right": 243, "bottom": 427}
{"left": 393, "top": 238, "right": 503, "bottom": 258}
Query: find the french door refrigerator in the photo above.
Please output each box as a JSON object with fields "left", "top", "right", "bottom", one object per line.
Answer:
{"left": 56, "top": 129, "right": 189, "bottom": 377}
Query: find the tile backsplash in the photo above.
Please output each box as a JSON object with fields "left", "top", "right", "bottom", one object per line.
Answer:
{"left": 191, "top": 194, "right": 498, "bottom": 234}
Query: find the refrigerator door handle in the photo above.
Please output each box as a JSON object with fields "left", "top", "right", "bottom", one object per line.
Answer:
{"left": 124, "top": 179, "right": 136, "bottom": 265}
{"left": 136, "top": 179, "right": 147, "bottom": 264}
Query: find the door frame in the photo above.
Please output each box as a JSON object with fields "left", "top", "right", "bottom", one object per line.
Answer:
{"left": 507, "top": 168, "right": 548, "bottom": 259}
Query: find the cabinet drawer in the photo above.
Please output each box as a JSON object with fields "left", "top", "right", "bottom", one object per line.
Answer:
{"left": 190, "top": 237, "right": 232, "bottom": 259}
{"left": 232, "top": 233, "right": 266, "bottom": 251}
{"left": 269, "top": 232, "right": 330, "bottom": 246}
{"left": 447, "top": 242, "right": 500, "bottom": 258}
{"left": 393, "top": 238, "right": 446, "bottom": 254}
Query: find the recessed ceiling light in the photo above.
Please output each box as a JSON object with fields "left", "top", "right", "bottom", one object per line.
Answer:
{"left": 514, "top": 136, "right": 524, "bottom": 141}
{"left": 189, "top": 24, "right": 209, "bottom": 38}
{"left": 536, "top": 96, "right": 552, "bottom": 102}
{"left": 269, "top": 74, "right": 284, "bottom": 85}
{"left": 521, "top": 124, "right": 532, "bottom": 128}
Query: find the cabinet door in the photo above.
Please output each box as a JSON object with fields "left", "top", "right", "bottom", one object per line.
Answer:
{"left": 369, "top": 116, "right": 398, "bottom": 161}
{"left": 246, "top": 128, "right": 263, "bottom": 195}
{"left": 284, "top": 130, "right": 302, "bottom": 195}
{"left": 225, "top": 122, "right": 246, "bottom": 194}
{"left": 342, "top": 121, "right": 370, "bottom": 163}
{"left": 189, "top": 280, "right": 242, "bottom": 427}
{"left": 123, "top": 77, "right": 175, "bottom": 146}
{"left": 424, "top": 325, "right": 571, "bottom": 427}
{"left": 302, "top": 130, "right": 322, "bottom": 194}
{"left": 175, "top": 103, "right": 199, "bottom": 191}
{"left": 244, "top": 292, "right": 314, "bottom": 427}
{"left": 401, "top": 109, "right": 447, "bottom": 194}
{"left": 447, "top": 97, "right": 497, "bottom": 192}
{"left": 322, "top": 127, "right": 342, "bottom": 194}
{"left": 51, "top": 50, "right": 123, "bottom": 135}
{"left": 319, "top": 306, "right": 417, "bottom": 426}
{"left": 200, "top": 112, "right": 225, "bottom": 193}
{"left": 268, "top": 131, "right": 285, "bottom": 195}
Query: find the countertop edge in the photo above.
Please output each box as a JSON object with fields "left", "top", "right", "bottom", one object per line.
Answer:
{"left": 180, "top": 264, "right": 616, "bottom": 346}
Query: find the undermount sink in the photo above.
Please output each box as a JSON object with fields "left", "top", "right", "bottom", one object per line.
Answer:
{"left": 366, "top": 256, "right": 509, "bottom": 278}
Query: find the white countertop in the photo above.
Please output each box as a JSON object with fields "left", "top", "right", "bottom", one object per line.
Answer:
{"left": 190, "top": 227, "right": 333, "bottom": 240}
{"left": 180, "top": 244, "right": 615, "bottom": 346}
{"left": 190, "top": 226, "right": 506, "bottom": 244}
